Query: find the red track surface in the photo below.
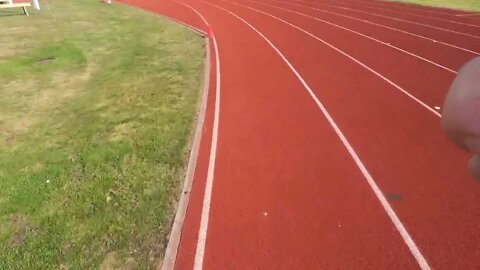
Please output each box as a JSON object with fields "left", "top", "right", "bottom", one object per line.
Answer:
{"left": 119, "top": 0, "right": 480, "bottom": 268}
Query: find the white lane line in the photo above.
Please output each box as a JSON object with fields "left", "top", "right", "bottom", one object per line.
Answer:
{"left": 267, "top": 0, "right": 480, "bottom": 55}
{"left": 226, "top": 0, "right": 441, "bottom": 117}
{"left": 173, "top": 2, "right": 222, "bottom": 270}
{"left": 167, "top": 2, "right": 221, "bottom": 270}
{"left": 244, "top": 0, "right": 456, "bottom": 74}
{"left": 198, "top": 1, "right": 432, "bottom": 269}
{"left": 456, "top": 13, "right": 480, "bottom": 17}
{"left": 194, "top": 33, "right": 220, "bottom": 270}
{"left": 289, "top": 0, "right": 480, "bottom": 40}
{"left": 178, "top": 0, "right": 209, "bottom": 26}
{"left": 336, "top": 0, "right": 480, "bottom": 29}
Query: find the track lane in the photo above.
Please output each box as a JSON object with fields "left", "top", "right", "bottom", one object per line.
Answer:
{"left": 235, "top": 0, "right": 460, "bottom": 108}
{"left": 325, "top": 0, "right": 480, "bottom": 31}
{"left": 243, "top": 0, "right": 458, "bottom": 74}
{"left": 182, "top": 1, "right": 424, "bottom": 268}
{"left": 199, "top": 0, "right": 480, "bottom": 268}
{"left": 283, "top": 0, "right": 480, "bottom": 52}
{"left": 347, "top": 0, "right": 480, "bottom": 22}
{"left": 299, "top": 0, "right": 480, "bottom": 37}
{"left": 262, "top": 0, "right": 478, "bottom": 68}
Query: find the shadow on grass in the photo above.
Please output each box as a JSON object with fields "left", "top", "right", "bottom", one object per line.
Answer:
{"left": 0, "top": 10, "right": 26, "bottom": 17}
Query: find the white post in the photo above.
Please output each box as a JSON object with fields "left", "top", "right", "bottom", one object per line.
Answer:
{"left": 31, "top": 0, "right": 40, "bottom": 10}
{"left": 7, "top": 0, "right": 13, "bottom": 4}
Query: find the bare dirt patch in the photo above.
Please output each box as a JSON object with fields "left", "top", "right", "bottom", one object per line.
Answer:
{"left": 9, "top": 214, "right": 32, "bottom": 249}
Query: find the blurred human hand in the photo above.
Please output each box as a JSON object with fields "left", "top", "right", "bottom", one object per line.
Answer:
{"left": 442, "top": 57, "right": 480, "bottom": 180}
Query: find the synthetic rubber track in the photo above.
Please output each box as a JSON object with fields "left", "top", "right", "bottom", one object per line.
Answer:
{"left": 118, "top": 0, "right": 480, "bottom": 269}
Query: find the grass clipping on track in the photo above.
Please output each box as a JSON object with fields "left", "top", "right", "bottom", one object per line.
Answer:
{"left": 0, "top": 1, "right": 204, "bottom": 269}
{"left": 385, "top": 0, "right": 480, "bottom": 12}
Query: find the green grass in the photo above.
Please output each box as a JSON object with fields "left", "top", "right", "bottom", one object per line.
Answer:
{"left": 385, "top": 0, "right": 480, "bottom": 12}
{"left": 0, "top": 1, "right": 205, "bottom": 269}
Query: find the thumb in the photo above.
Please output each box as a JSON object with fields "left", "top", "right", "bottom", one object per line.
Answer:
{"left": 442, "top": 57, "right": 480, "bottom": 179}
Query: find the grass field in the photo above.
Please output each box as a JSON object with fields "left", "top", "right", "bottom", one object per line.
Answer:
{"left": 386, "top": 0, "right": 480, "bottom": 12}
{"left": 0, "top": 1, "right": 204, "bottom": 269}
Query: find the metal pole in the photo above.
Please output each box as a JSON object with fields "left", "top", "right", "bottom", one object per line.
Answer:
{"left": 32, "top": 0, "right": 40, "bottom": 10}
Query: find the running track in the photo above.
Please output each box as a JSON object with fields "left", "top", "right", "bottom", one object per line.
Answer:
{"left": 119, "top": 0, "right": 480, "bottom": 269}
